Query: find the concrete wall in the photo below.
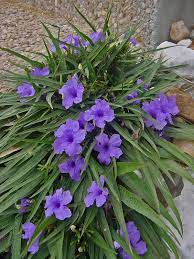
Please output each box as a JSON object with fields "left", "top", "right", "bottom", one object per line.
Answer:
{"left": 153, "top": 0, "right": 194, "bottom": 45}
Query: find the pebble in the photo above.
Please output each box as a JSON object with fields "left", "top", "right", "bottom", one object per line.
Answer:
{"left": 170, "top": 20, "right": 190, "bottom": 42}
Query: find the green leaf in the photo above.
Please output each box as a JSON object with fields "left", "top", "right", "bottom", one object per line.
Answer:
{"left": 117, "top": 162, "right": 143, "bottom": 176}
{"left": 90, "top": 228, "right": 116, "bottom": 255}
{"left": 11, "top": 215, "right": 22, "bottom": 259}
{"left": 81, "top": 207, "right": 98, "bottom": 236}
{"left": 119, "top": 185, "right": 169, "bottom": 233}
{"left": 0, "top": 47, "right": 43, "bottom": 67}
{"left": 73, "top": 4, "right": 96, "bottom": 32}
{"left": 46, "top": 92, "right": 54, "bottom": 109}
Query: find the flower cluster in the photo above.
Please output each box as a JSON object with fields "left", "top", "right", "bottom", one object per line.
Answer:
{"left": 114, "top": 221, "right": 147, "bottom": 259}
{"left": 51, "top": 31, "right": 105, "bottom": 53}
{"left": 142, "top": 93, "right": 179, "bottom": 131}
{"left": 22, "top": 223, "right": 42, "bottom": 254}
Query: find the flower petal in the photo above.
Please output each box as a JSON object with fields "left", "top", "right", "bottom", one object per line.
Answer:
{"left": 54, "top": 206, "right": 72, "bottom": 220}
{"left": 84, "top": 193, "right": 96, "bottom": 207}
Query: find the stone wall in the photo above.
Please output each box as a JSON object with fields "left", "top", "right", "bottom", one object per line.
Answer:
{"left": 21, "top": 0, "right": 156, "bottom": 47}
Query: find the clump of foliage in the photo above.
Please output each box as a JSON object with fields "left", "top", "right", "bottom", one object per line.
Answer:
{"left": 1, "top": 7, "right": 194, "bottom": 259}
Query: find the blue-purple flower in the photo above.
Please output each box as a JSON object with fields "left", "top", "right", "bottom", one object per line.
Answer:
{"left": 129, "top": 37, "right": 137, "bottom": 46}
{"left": 114, "top": 221, "right": 147, "bottom": 259}
{"left": 30, "top": 66, "right": 49, "bottom": 77}
{"left": 53, "top": 119, "right": 86, "bottom": 156}
{"left": 84, "top": 99, "right": 115, "bottom": 128}
{"left": 59, "top": 75, "right": 84, "bottom": 109}
{"left": 136, "top": 78, "right": 150, "bottom": 91}
{"left": 50, "top": 34, "right": 82, "bottom": 53}
{"left": 22, "top": 222, "right": 41, "bottom": 254}
{"left": 45, "top": 188, "right": 72, "bottom": 220}
{"left": 50, "top": 42, "right": 67, "bottom": 52}
{"left": 94, "top": 133, "right": 122, "bottom": 165}
{"left": 142, "top": 93, "right": 179, "bottom": 130}
{"left": 16, "top": 83, "right": 35, "bottom": 98}
{"left": 18, "top": 198, "right": 30, "bottom": 213}
{"left": 83, "top": 31, "right": 105, "bottom": 47}
{"left": 59, "top": 155, "right": 85, "bottom": 181}
{"left": 125, "top": 91, "right": 140, "bottom": 104}
{"left": 78, "top": 112, "right": 94, "bottom": 132}
{"left": 84, "top": 176, "right": 109, "bottom": 207}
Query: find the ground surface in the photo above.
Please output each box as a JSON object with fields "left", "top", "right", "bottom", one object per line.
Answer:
{"left": 0, "top": 0, "right": 89, "bottom": 91}
{"left": 0, "top": 1, "right": 194, "bottom": 258}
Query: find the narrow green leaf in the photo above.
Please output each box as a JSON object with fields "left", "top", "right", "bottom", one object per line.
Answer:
{"left": 11, "top": 215, "right": 22, "bottom": 259}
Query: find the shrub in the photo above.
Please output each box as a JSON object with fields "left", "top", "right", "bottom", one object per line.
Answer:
{"left": 0, "top": 8, "right": 194, "bottom": 259}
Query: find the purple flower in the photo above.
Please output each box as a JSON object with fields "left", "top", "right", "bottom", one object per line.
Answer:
{"left": 94, "top": 133, "right": 122, "bottom": 165}
{"left": 16, "top": 83, "right": 35, "bottom": 98}
{"left": 59, "top": 155, "right": 84, "bottom": 181}
{"left": 136, "top": 79, "right": 144, "bottom": 85}
{"left": 65, "top": 34, "right": 81, "bottom": 48}
{"left": 30, "top": 66, "right": 49, "bottom": 77}
{"left": 125, "top": 91, "right": 140, "bottom": 105}
{"left": 53, "top": 119, "right": 86, "bottom": 156}
{"left": 136, "top": 78, "right": 150, "bottom": 91}
{"left": 78, "top": 112, "right": 94, "bottom": 132}
{"left": 129, "top": 37, "right": 137, "bottom": 46}
{"left": 83, "top": 31, "right": 105, "bottom": 47}
{"left": 51, "top": 35, "right": 83, "bottom": 53}
{"left": 50, "top": 42, "right": 67, "bottom": 52}
{"left": 22, "top": 222, "right": 41, "bottom": 255}
{"left": 18, "top": 198, "right": 30, "bottom": 213}
{"left": 84, "top": 176, "right": 109, "bottom": 207}
{"left": 45, "top": 188, "right": 72, "bottom": 220}
{"left": 90, "top": 31, "right": 105, "bottom": 43}
{"left": 142, "top": 93, "right": 179, "bottom": 130}
{"left": 114, "top": 221, "right": 147, "bottom": 259}
{"left": 84, "top": 99, "right": 115, "bottom": 128}
{"left": 59, "top": 75, "right": 84, "bottom": 109}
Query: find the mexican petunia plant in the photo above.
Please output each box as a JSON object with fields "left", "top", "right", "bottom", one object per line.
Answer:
{"left": 1, "top": 7, "right": 194, "bottom": 259}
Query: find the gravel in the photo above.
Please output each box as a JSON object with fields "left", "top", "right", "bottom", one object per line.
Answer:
{"left": 0, "top": 0, "right": 90, "bottom": 91}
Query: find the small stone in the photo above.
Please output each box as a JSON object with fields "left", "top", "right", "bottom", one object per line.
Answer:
{"left": 170, "top": 20, "right": 190, "bottom": 42}
{"left": 167, "top": 89, "right": 194, "bottom": 123}
{"left": 177, "top": 39, "right": 192, "bottom": 48}
{"left": 173, "top": 140, "right": 194, "bottom": 158}
{"left": 155, "top": 41, "right": 194, "bottom": 79}
{"left": 190, "top": 30, "right": 194, "bottom": 39}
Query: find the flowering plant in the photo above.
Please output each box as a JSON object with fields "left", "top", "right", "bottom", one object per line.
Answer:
{"left": 1, "top": 8, "right": 194, "bottom": 258}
